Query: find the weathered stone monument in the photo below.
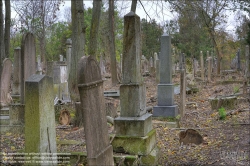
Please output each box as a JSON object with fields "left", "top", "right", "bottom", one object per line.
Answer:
{"left": 200, "top": 51, "right": 205, "bottom": 81}
{"left": 12, "top": 47, "right": 21, "bottom": 96}
{"left": 207, "top": 56, "right": 212, "bottom": 82}
{"left": 153, "top": 33, "right": 178, "bottom": 117}
{"left": 20, "top": 32, "right": 36, "bottom": 104}
{"left": 154, "top": 52, "right": 160, "bottom": 83}
{"left": 25, "top": 75, "right": 57, "bottom": 165}
{"left": 113, "top": 12, "right": 158, "bottom": 164}
{"left": 180, "top": 53, "right": 186, "bottom": 118}
{"left": 66, "top": 38, "right": 72, "bottom": 77}
{"left": 150, "top": 56, "right": 155, "bottom": 75}
{"left": 78, "top": 56, "right": 114, "bottom": 165}
{"left": 0, "top": 58, "right": 13, "bottom": 107}
{"left": 37, "top": 55, "right": 42, "bottom": 75}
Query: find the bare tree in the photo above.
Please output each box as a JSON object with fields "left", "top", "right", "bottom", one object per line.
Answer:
{"left": 131, "top": 0, "right": 137, "bottom": 12}
{"left": 4, "top": 0, "right": 10, "bottom": 59}
{"left": 13, "top": 0, "right": 61, "bottom": 72}
{"left": 88, "top": 0, "right": 102, "bottom": 58}
{"left": 109, "top": 0, "right": 119, "bottom": 85}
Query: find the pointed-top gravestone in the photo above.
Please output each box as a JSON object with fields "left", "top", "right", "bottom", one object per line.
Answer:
{"left": 20, "top": 32, "right": 36, "bottom": 104}
{"left": 78, "top": 56, "right": 114, "bottom": 165}
{"left": 0, "top": 58, "right": 13, "bottom": 107}
{"left": 153, "top": 33, "right": 178, "bottom": 117}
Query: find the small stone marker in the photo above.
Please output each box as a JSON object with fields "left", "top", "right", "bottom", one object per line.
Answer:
{"left": 0, "top": 58, "right": 13, "bottom": 107}
{"left": 153, "top": 33, "right": 178, "bottom": 117}
{"left": 12, "top": 47, "right": 21, "bottom": 95}
{"left": 25, "top": 75, "right": 57, "bottom": 165}
{"left": 78, "top": 56, "right": 114, "bottom": 165}
{"left": 20, "top": 32, "right": 36, "bottom": 104}
{"left": 66, "top": 38, "right": 72, "bottom": 78}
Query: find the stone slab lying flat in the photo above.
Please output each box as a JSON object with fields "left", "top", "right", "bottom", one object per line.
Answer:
{"left": 114, "top": 113, "right": 153, "bottom": 137}
{"left": 112, "top": 129, "right": 156, "bottom": 155}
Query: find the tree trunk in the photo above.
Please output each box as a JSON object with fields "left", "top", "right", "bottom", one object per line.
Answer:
{"left": 131, "top": 0, "right": 137, "bottom": 13}
{"left": 88, "top": 0, "right": 102, "bottom": 59}
{"left": 109, "top": 0, "right": 118, "bottom": 85}
{"left": 4, "top": 0, "right": 10, "bottom": 59}
{"left": 70, "top": 0, "right": 85, "bottom": 102}
{"left": 0, "top": 0, "right": 5, "bottom": 65}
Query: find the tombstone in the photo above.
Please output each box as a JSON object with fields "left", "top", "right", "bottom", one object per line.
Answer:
{"left": 66, "top": 38, "right": 72, "bottom": 78}
{"left": 237, "top": 49, "right": 241, "bottom": 71}
{"left": 20, "top": 32, "right": 36, "bottom": 104}
{"left": 46, "top": 62, "right": 55, "bottom": 78}
{"left": 0, "top": 59, "right": 13, "bottom": 107}
{"left": 113, "top": 12, "right": 158, "bottom": 164}
{"left": 245, "top": 45, "right": 249, "bottom": 79}
{"left": 100, "top": 55, "right": 106, "bottom": 77}
{"left": 120, "top": 54, "right": 122, "bottom": 74}
{"left": 149, "top": 56, "right": 155, "bottom": 75}
{"left": 12, "top": 47, "right": 21, "bottom": 95}
{"left": 78, "top": 56, "right": 114, "bottom": 165}
{"left": 207, "top": 57, "right": 212, "bottom": 82}
{"left": 25, "top": 75, "right": 57, "bottom": 165}
{"left": 59, "top": 54, "right": 63, "bottom": 62}
{"left": 155, "top": 54, "right": 160, "bottom": 83}
{"left": 37, "top": 55, "right": 42, "bottom": 75}
{"left": 180, "top": 65, "right": 186, "bottom": 118}
{"left": 153, "top": 33, "right": 178, "bottom": 117}
{"left": 200, "top": 51, "right": 205, "bottom": 81}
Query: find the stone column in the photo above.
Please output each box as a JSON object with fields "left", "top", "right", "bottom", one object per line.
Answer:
{"left": 25, "top": 75, "right": 57, "bottom": 165}
{"left": 200, "top": 51, "right": 204, "bottom": 81}
{"left": 113, "top": 12, "right": 158, "bottom": 164}
{"left": 153, "top": 33, "right": 178, "bottom": 117}
{"left": 12, "top": 47, "right": 21, "bottom": 95}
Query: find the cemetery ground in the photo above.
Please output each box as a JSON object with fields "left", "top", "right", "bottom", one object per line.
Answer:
{"left": 1, "top": 73, "right": 249, "bottom": 165}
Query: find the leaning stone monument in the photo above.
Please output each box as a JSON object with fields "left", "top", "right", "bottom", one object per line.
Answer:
{"left": 112, "top": 11, "right": 158, "bottom": 165}
{"left": 78, "top": 56, "right": 114, "bottom": 165}
{"left": 153, "top": 33, "right": 178, "bottom": 117}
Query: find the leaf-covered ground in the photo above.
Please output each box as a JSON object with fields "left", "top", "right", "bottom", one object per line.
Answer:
{"left": 1, "top": 73, "right": 249, "bottom": 165}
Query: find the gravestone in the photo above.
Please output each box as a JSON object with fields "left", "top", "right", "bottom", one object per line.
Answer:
{"left": 46, "top": 62, "right": 55, "bottom": 78}
{"left": 113, "top": 12, "right": 158, "bottom": 165}
{"left": 154, "top": 53, "right": 160, "bottom": 83}
{"left": 37, "top": 55, "right": 42, "bottom": 75}
{"left": 237, "top": 49, "right": 241, "bottom": 71}
{"left": 78, "top": 56, "right": 114, "bottom": 165}
{"left": 12, "top": 47, "right": 21, "bottom": 95}
{"left": 99, "top": 55, "right": 106, "bottom": 77}
{"left": 66, "top": 38, "right": 72, "bottom": 78}
{"left": 207, "top": 57, "right": 212, "bottom": 82}
{"left": 180, "top": 54, "right": 186, "bottom": 118}
{"left": 200, "top": 51, "right": 205, "bottom": 81}
{"left": 0, "top": 59, "right": 13, "bottom": 107}
{"left": 25, "top": 75, "right": 57, "bottom": 165}
{"left": 153, "top": 33, "right": 178, "bottom": 117}
{"left": 20, "top": 32, "right": 36, "bottom": 104}
{"left": 59, "top": 55, "right": 63, "bottom": 61}
{"left": 149, "top": 56, "right": 155, "bottom": 75}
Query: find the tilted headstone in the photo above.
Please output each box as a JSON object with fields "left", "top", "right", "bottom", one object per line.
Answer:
{"left": 20, "top": 32, "right": 36, "bottom": 104}
{"left": 78, "top": 56, "right": 114, "bottom": 165}
{"left": 153, "top": 33, "right": 178, "bottom": 117}
{"left": 12, "top": 47, "right": 21, "bottom": 95}
{"left": 0, "top": 59, "right": 13, "bottom": 107}
{"left": 25, "top": 75, "right": 57, "bottom": 165}
{"left": 113, "top": 13, "right": 157, "bottom": 164}
{"left": 200, "top": 51, "right": 205, "bottom": 81}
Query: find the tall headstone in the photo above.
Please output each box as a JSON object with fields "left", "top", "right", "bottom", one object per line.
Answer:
{"left": 66, "top": 38, "right": 72, "bottom": 78}
{"left": 153, "top": 33, "right": 178, "bottom": 117}
{"left": 113, "top": 12, "right": 158, "bottom": 164}
{"left": 180, "top": 55, "right": 186, "bottom": 118}
{"left": 20, "top": 32, "right": 36, "bottom": 104}
{"left": 78, "top": 56, "right": 114, "bottom": 165}
{"left": 245, "top": 45, "right": 249, "bottom": 79}
{"left": 0, "top": 59, "right": 13, "bottom": 107}
{"left": 200, "top": 51, "right": 205, "bottom": 81}
{"left": 37, "top": 55, "right": 42, "bottom": 75}
{"left": 12, "top": 47, "right": 21, "bottom": 95}
{"left": 100, "top": 55, "right": 106, "bottom": 77}
{"left": 25, "top": 75, "right": 57, "bottom": 165}
{"left": 237, "top": 49, "right": 241, "bottom": 71}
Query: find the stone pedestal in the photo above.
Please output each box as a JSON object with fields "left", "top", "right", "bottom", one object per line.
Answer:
{"left": 153, "top": 33, "right": 178, "bottom": 117}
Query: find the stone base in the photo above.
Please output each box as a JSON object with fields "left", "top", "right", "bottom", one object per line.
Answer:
{"left": 112, "top": 129, "right": 156, "bottom": 155}
{"left": 11, "top": 95, "right": 20, "bottom": 103}
{"left": 153, "top": 105, "right": 178, "bottom": 117}
{"left": 88, "top": 145, "right": 114, "bottom": 165}
{"left": 114, "top": 113, "right": 153, "bottom": 137}
{"left": 10, "top": 104, "right": 25, "bottom": 125}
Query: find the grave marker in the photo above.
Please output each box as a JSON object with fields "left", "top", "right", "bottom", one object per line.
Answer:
{"left": 78, "top": 56, "right": 114, "bottom": 165}
{"left": 12, "top": 47, "right": 21, "bottom": 95}
{"left": 200, "top": 51, "right": 204, "bottom": 81}
{"left": 25, "top": 75, "right": 57, "bottom": 165}
{"left": 0, "top": 59, "right": 13, "bottom": 107}
{"left": 153, "top": 33, "right": 178, "bottom": 117}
